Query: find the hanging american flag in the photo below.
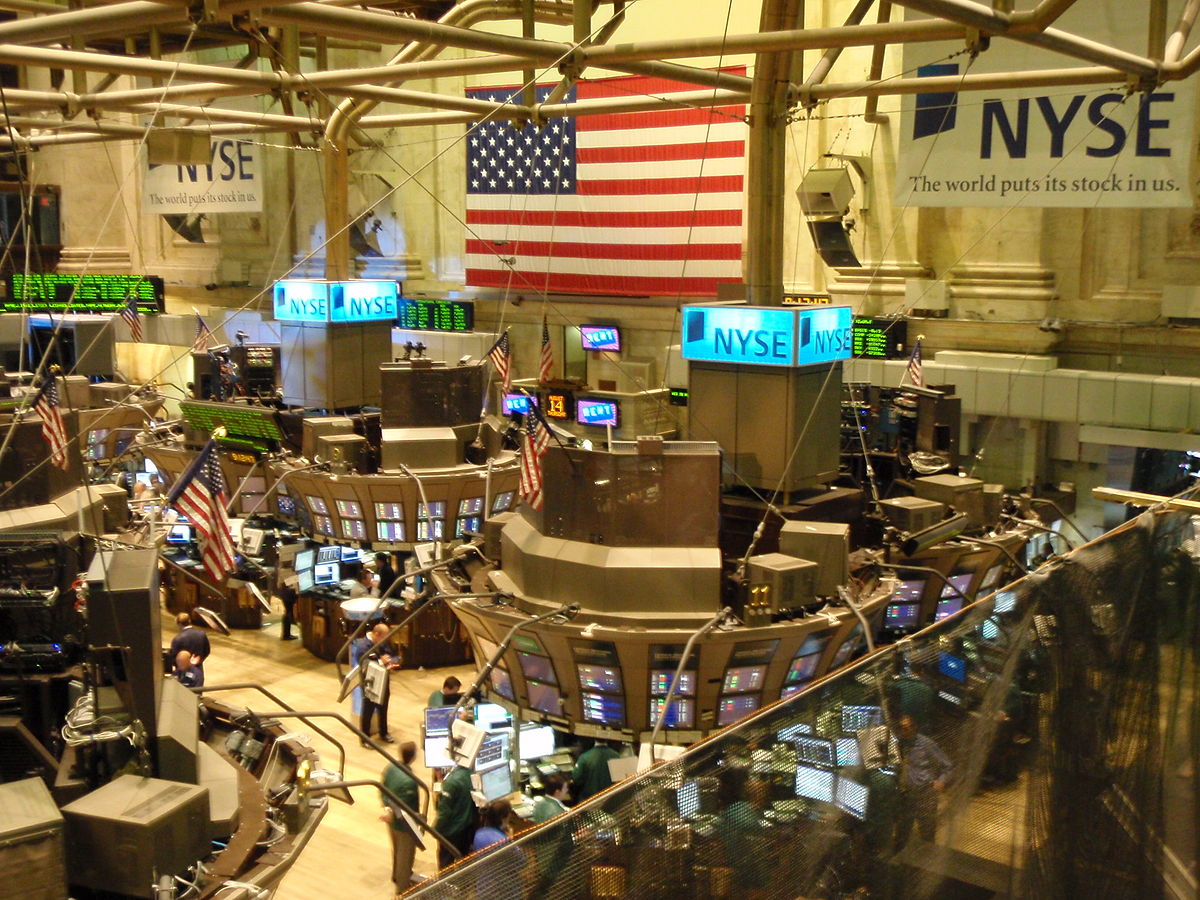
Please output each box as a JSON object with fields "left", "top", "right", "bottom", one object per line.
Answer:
{"left": 487, "top": 331, "right": 512, "bottom": 392}
{"left": 905, "top": 340, "right": 923, "bottom": 388}
{"left": 539, "top": 316, "right": 554, "bottom": 383}
{"left": 193, "top": 313, "right": 213, "bottom": 353}
{"left": 33, "top": 377, "right": 70, "bottom": 470}
{"left": 165, "top": 439, "right": 237, "bottom": 583}
{"left": 120, "top": 295, "right": 143, "bottom": 343}
{"left": 518, "top": 408, "right": 551, "bottom": 509}
{"left": 465, "top": 72, "right": 746, "bottom": 297}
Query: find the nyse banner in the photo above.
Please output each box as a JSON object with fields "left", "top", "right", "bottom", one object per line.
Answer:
{"left": 143, "top": 139, "right": 263, "bottom": 214}
{"left": 896, "top": 2, "right": 1195, "bottom": 208}
{"left": 273, "top": 280, "right": 399, "bottom": 323}
{"left": 681, "top": 305, "right": 852, "bottom": 367}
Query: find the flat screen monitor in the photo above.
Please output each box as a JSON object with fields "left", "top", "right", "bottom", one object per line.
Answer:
{"left": 528, "top": 682, "right": 562, "bottom": 716}
{"left": 777, "top": 722, "right": 813, "bottom": 743}
{"left": 165, "top": 523, "right": 192, "bottom": 544}
{"left": 518, "top": 653, "right": 557, "bottom": 684}
{"left": 277, "top": 495, "right": 296, "bottom": 517}
{"left": 794, "top": 736, "right": 835, "bottom": 768}
{"left": 576, "top": 398, "right": 619, "bottom": 427}
{"left": 716, "top": 694, "right": 759, "bottom": 727}
{"left": 340, "top": 546, "right": 363, "bottom": 562}
{"left": 835, "top": 776, "right": 869, "bottom": 819}
{"left": 313, "top": 562, "right": 339, "bottom": 585}
{"left": 424, "top": 735, "right": 453, "bottom": 769}
{"left": 934, "top": 597, "right": 964, "bottom": 621}
{"left": 425, "top": 706, "right": 457, "bottom": 737}
{"left": 297, "top": 569, "right": 315, "bottom": 592}
{"left": 241, "top": 527, "right": 265, "bottom": 556}
{"left": 239, "top": 494, "right": 264, "bottom": 516}
{"left": 797, "top": 633, "right": 829, "bottom": 656}
{"left": 993, "top": 590, "right": 1017, "bottom": 614}
{"left": 491, "top": 491, "right": 515, "bottom": 513}
{"left": 980, "top": 564, "right": 1004, "bottom": 590}
{"left": 581, "top": 691, "right": 624, "bottom": 726}
{"left": 884, "top": 602, "right": 922, "bottom": 629}
{"left": 794, "top": 764, "right": 835, "bottom": 803}
{"left": 580, "top": 324, "right": 621, "bottom": 352}
{"left": 377, "top": 521, "right": 405, "bottom": 542}
{"left": 835, "top": 737, "right": 861, "bottom": 767}
{"left": 474, "top": 703, "right": 511, "bottom": 730}
{"left": 722, "top": 665, "right": 765, "bottom": 694}
{"left": 891, "top": 579, "right": 926, "bottom": 603}
{"left": 650, "top": 697, "right": 694, "bottom": 728}
{"left": 677, "top": 780, "right": 701, "bottom": 818}
{"left": 980, "top": 618, "right": 1001, "bottom": 641}
{"left": 938, "top": 652, "right": 967, "bottom": 683}
{"left": 474, "top": 733, "right": 509, "bottom": 771}
{"left": 479, "top": 764, "right": 513, "bottom": 801}
{"left": 840, "top": 705, "right": 883, "bottom": 733}
{"left": 577, "top": 663, "right": 622, "bottom": 693}
{"left": 295, "top": 548, "right": 315, "bottom": 572}
{"left": 316, "top": 545, "right": 342, "bottom": 564}
{"left": 786, "top": 654, "right": 821, "bottom": 686}
{"left": 649, "top": 670, "right": 695, "bottom": 696}
{"left": 489, "top": 668, "right": 514, "bottom": 700}
{"left": 942, "top": 573, "right": 973, "bottom": 599}
{"left": 518, "top": 725, "right": 557, "bottom": 760}
{"left": 503, "top": 392, "right": 535, "bottom": 416}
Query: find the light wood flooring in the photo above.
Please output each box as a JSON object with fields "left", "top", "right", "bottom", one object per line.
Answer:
{"left": 177, "top": 604, "right": 475, "bottom": 899}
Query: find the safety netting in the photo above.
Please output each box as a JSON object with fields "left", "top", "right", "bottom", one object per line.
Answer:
{"left": 408, "top": 502, "right": 1200, "bottom": 899}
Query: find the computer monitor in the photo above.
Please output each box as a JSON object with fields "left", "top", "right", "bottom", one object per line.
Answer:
{"left": 722, "top": 666, "right": 765, "bottom": 693}
{"left": 313, "top": 562, "right": 339, "bottom": 585}
{"left": 425, "top": 705, "right": 457, "bottom": 737}
{"left": 165, "top": 523, "right": 192, "bottom": 544}
{"left": 938, "top": 652, "right": 967, "bottom": 683}
{"left": 529, "top": 682, "right": 563, "bottom": 717}
{"left": 518, "top": 724, "right": 556, "bottom": 760}
{"left": 502, "top": 392, "right": 535, "bottom": 416}
{"left": 474, "top": 733, "right": 510, "bottom": 771}
{"left": 424, "top": 735, "right": 454, "bottom": 769}
{"left": 794, "top": 736, "right": 835, "bottom": 768}
{"left": 241, "top": 527, "right": 265, "bottom": 556}
{"left": 489, "top": 668, "right": 514, "bottom": 700}
{"left": 980, "top": 564, "right": 1004, "bottom": 590}
{"left": 580, "top": 324, "right": 621, "bottom": 352}
{"left": 649, "top": 670, "right": 695, "bottom": 696}
{"left": 474, "top": 703, "right": 511, "bottom": 730}
{"left": 934, "top": 597, "right": 964, "bottom": 621}
{"left": 580, "top": 691, "right": 623, "bottom": 726}
{"left": 884, "top": 603, "right": 921, "bottom": 629}
{"left": 840, "top": 705, "right": 883, "bottom": 733}
{"left": 316, "top": 545, "right": 342, "bottom": 564}
{"left": 835, "top": 776, "right": 869, "bottom": 819}
{"left": 297, "top": 569, "right": 315, "bottom": 593}
{"left": 518, "top": 653, "right": 557, "bottom": 683}
{"left": 891, "top": 579, "right": 926, "bottom": 603}
{"left": 794, "top": 764, "right": 835, "bottom": 802}
{"left": 716, "top": 695, "right": 759, "bottom": 727}
{"left": 295, "top": 548, "right": 315, "bottom": 572}
{"left": 577, "top": 664, "right": 622, "bottom": 693}
{"left": 777, "top": 721, "right": 813, "bottom": 743}
{"left": 676, "top": 780, "right": 701, "bottom": 818}
{"left": 942, "top": 573, "right": 973, "bottom": 599}
{"left": 576, "top": 398, "right": 619, "bottom": 427}
{"left": 835, "top": 737, "right": 861, "bottom": 768}
{"left": 478, "top": 764, "right": 514, "bottom": 802}
{"left": 650, "top": 697, "right": 695, "bottom": 728}
{"left": 993, "top": 590, "right": 1017, "bottom": 614}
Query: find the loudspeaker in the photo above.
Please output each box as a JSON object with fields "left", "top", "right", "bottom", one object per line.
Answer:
{"left": 807, "top": 219, "right": 861, "bottom": 268}
{"left": 796, "top": 168, "right": 854, "bottom": 215}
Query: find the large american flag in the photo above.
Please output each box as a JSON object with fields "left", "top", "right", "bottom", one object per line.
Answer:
{"left": 120, "top": 295, "right": 143, "bottom": 343}
{"left": 465, "top": 73, "right": 746, "bottom": 297}
{"left": 518, "top": 408, "right": 551, "bottom": 510}
{"left": 34, "top": 377, "right": 70, "bottom": 470}
{"left": 165, "top": 439, "right": 237, "bottom": 583}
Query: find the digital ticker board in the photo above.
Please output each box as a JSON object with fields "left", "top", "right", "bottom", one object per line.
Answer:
{"left": 5, "top": 274, "right": 165, "bottom": 313}
{"left": 851, "top": 316, "right": 908, "bottom": 360}
{"left": 396, "top": 297, "right": 474, "bottom": 333}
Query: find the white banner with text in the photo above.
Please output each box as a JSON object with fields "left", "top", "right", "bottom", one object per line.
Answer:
{"left": 142, "top": 139, "right": 263, "bottom": 214}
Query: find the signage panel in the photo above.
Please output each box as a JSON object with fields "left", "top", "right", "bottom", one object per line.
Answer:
{"left": 273, "top": 280, "right": 400, "bottom": 323}
{"left": 142, "top": 139, "right": 263, "bottom": 214}
{"left": 681, "top": 305, "right": 852, "bottom": 367}
{"left": 273, "top": 280, "right": 327, "bottom": 322}
{"left": 397, "top": 297, "right": 474, "bottom": 333}
{"left": 5, "top": 274, "right": 164, "bottom": 313}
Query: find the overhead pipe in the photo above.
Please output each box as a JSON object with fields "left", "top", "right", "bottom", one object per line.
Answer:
{"left": 0, "top": 1, "right": 189, "bottom": 45}
{"left": 801, "top": 0, "right": 878, "bottom": 94}
{"left": 1165, "top": 0, "right": 1200, "bottom": 63}
{"left": 863, "top": 0, "right": 893, "bottom": 124}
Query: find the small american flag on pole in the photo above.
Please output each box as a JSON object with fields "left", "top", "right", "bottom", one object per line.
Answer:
{"left": 539, "top": 316, "right": 554, "bottom": 383}
{"left": 465, "top": 73, "right": 745, "bottom": 297}
{"left": 120, "top": 295, "right": 143, "bottom": 343}
{"left": 33, "top": 377, "right": 70, "bottom": 470}
{"left": 165, "top": 439, "right": 237, "bottom": 583}
{"left": 487, "top": 331, "right": 512, "bottom": 392}
{"left": 193, "top": 313, "right": 213, "bottom": 353}
{"left": 905, "top": 339, "right": 923, "bottom": 388}
{"left": 518, "top": 408, "right": 551, "bottom": 509}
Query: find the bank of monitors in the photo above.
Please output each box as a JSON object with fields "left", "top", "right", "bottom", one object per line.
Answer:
{"left": 840, "top": 705, "right": 883, "bottom": 733}
{"left": 313, "top": 562, "right": 339, "bottom": 585}
{"left": 794, "top": 765, "right": 835, "bottom": 803}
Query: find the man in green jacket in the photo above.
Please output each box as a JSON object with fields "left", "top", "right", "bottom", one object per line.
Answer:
{"left": 571, "top": 740, "right": 620, "bottom": 802}
{"left": 435, "top": 763, "right": 476, "bottom": 870}
{"left": 381, "top": 742, "right": 420, "bottom": 897}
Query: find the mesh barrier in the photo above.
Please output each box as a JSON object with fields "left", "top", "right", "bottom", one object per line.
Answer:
{"left": 409, "top": 506, "right": 1200, "bottom": 900}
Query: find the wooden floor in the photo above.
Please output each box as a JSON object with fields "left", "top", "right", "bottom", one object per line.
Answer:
{"left": 181, "top": 604, "right": 476, "bottom": 899}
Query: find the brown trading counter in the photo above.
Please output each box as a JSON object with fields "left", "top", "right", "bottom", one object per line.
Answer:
{"left": 161, "top": 561, "right": 264, "bottom": 630}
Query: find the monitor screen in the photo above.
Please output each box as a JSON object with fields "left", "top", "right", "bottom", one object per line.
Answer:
{"left": 797, "top": 633, "right": 829, "bottom": 656}
{"left": 491, "top": 491, "right": 515, "bottom": 513}
{"left": 297, "top": 569, "right": 315, "bottom": 592}
{"left": 777, "top": 722, "right": 813, "bottom": 743}
{"left": 885, "top": 603, "right": 922, "bottom": 629}
{"left": 581, "top": 691, "right": 624, "bottom": 726}
{"left": 942, "top": 573, "right": 973, "bottom": 598}
{"left": 518, "top": 653, "right": 557, "bottom": 684}
{"left": 722, "top": 665, "right": 765, "bottom": 694}
{"left": 239, "top": 494, "right": 264, "bottom": 516}
{"left": 474, "top": 703, "right": 511, "bottom": 730}
{"left": 577, "top": 664, "right": 622, "bottom": 693}
{"left": 580, "top": 324, "right": 621, "bottom": 352}
{"left": 835, "top": 776, "right": 869, "bottom": 819}
{"left": 649, "top": 670, "right": 695, "bottom": 696}
{"left": 313, "top": 562, "right": 339, "bottom": 585}
{"left": 840, "top": 705, "right": 883, "bottom": 733}
{"left": 424, "top": 735, "right": 453, "bottom": 769}
{"left": 934, "top": 597, "right": 964, "bottom": 621}
{"left": 794, "top": 736, "right": 835, "bottom": 768}
{"left": 425, "top": 706, "right": 457, "bottom": 737}
{"left": 980, "top": 564, "right": 1004, "bottom": 590}
{"left": 295, "top": 548, "right": 315, "bottom": 572}
{"left": 241, "top": 527, "right": 265, "bottom": 556}
{"left": 479, "top": 764, "right": 513, "bottom": 802}
{"left": 993, "top": 590, "right": 1017, "bottom": 614}
{"left": 277, "top": 495, "right": 296, "bottom": 517}
{"left": 835, "top": 737, "right": 861, "bottom": 768}
{"left": 650, "top": 697, "right": 695, "bottom": 728}
{"left": 794, "top": 764, "right": 835, "bottom": 803}
{"left": 980, "top": 618, "right": 1001, "bottom": 641}
{"left": 938, "top": 652, "right": 967, "bottom": 683}
{"left": 474, "top": 733, "right": 509, "bottom": 771}
{"left": 316, "top": 545, "right": 342, "bottom": 564}
{"left": 502, "top": 392, "right": 535, "bottom": 416}
{"left": 518, "top": 724, "right": 557, "bottom": 760}
{"left": 891, "top": 579, "right": 926, "bottom": 603}
{"left": 165, "top": 523, "right": 192, "bottom": 544}
{"left": 489, "top": 668, "right": 514, "bottom": 700}
{"left": 576, "top": 398, "right": 619, "bottom": 427}
{"left": 377, "top": 521, "right": 405, "bottom": 542}
{"left": 716, "top": 694, "right": 759, "bottom": 726}
{"left": 787, "top": 653, "right": 821, "bottom": 684}
{"left": 528, "top": 682, "right": 562, "bottom": 716}
{"left": 676, "top": 780, "right": 701, "bottom": 818}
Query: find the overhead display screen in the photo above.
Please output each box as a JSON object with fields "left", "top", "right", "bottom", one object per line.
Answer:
{"left": 576, "top": 398, "right": 619, "bottom": 427}
{"left": 5, "top": 273, "right": 164, "bottom": 313}
{"left": 851, "top": 317, "right": 908, "bottom": 360}
{"left": 397, "top": 297, "right": 474, "bottom": 333}
{"left": 272, "top": 279, "right": 399, "bottom": 323}
{"left": 681, "top": 304, "right": 853, "bottom": 367}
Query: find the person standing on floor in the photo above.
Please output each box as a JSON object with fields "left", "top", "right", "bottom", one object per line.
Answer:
{"left": 169, "top": 612, "right": 211, "bottom": 679}
{"left": 435, "top": 762, "right": 475, "bottom": 870}
{"left": 381, "top": 742, "right": 421, "bottom": 897}
{"left": 352, "top": 622, "right": 397, "bottom": 745}
{"left": 571, "top": 739, "right": 620, "bottom": 802}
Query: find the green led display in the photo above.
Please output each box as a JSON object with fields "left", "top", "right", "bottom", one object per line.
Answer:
{"left": 179, "top": 400, "right": 284, "bottom": 442}
{"left": 396, "top": 298, "right": 474, "bottom": 333}
{"left": 851, "top": 317, "right": 907, "bottom": 360}
{"left": 4, "top": 274, "right": 165, "bottom": 313}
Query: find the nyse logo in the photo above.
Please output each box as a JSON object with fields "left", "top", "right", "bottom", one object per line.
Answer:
{"left": 682, "top": 307, "right": 794, "bottom": 366}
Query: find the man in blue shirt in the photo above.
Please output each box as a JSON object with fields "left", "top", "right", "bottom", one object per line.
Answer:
{"left": 894, "top": 713, "right": 953, "bottom": 849}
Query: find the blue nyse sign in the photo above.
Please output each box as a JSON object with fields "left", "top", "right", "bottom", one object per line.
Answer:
{"left": 274, "top": 280, "right": 399, "bottom": 323}
{"left": 681, "top": 305, "right": 852, "bottom": 368}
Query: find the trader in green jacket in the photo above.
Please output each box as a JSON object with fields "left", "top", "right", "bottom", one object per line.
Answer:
{"left": 381, "top": 742, "right": 421, "bottom": 897}
{"left": 571, "top": 740, "right": 620, "bottom": 802}
{"left": 435, "top": 763, "right": 476, "bottom": 869}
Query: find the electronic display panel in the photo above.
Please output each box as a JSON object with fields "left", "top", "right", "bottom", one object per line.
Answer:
{"left": 993, "top": 590, "right": 1017, "bottom": 614}
{"left": 396, "top": 297, "right": 474, "bottom": 333}
{"left": 835, "top": 777, "right": 869, "bottom": 819}
{"left": 377, "top": 521, "right": 405, "bottom": 542}
{"left": 542, "top": 392, "right": 573, "bottom": 420}
{"left": 316, "top": 545, "right": 341, "bottom": 564}
{"left": 851, "top": 316, "right": 907, "bottom": 360}
{"left": 5, "top": 273, "right": 164, "bottom": 313}
{"left": 277, "top": 495, "right": 296, "bottom": 517}
{"left": 518, "top": 725, "right": 556, "bottom": 760}
{"left": 581, "top": 691, "right": 624, "bottom": 726}
{"left": 307, "top": 496, "right": 329, "bottom": 516}
{"left": 503, "top": 393, "right": 535, "bottom": 416}
{"left": 891, "top": 580, "right": 926, "bottom": 603}
{"left": 938, "top": 653, "right": 967, "bottom": 683}
{"left": 295, "top": 548, "right": 315, "bottom": 572}
{"left": 424, "top": 736, "right": 454, "bottom": 769}
{"left": 489, "top": 668, "right": 514, "bottom": 700}
{"left": 942, "top": 573, "right": 973, "bottom": 599}
{"left": 241, "top": 528, "right": 265, "bottom": 556}
{"left": 797, "top": 632, "right": 830, "bottom": 656}
{"left": 580, "top": 325, "right": 621, "bottom": 352}
{"left": 518, "top": 652, "right": 557, "bottom": 684}
{"left": 491, "top": 491, "right": 515, "bottom": 513}
{"left": 166, "top": 523, "right": 193, "bottom": 544}
{"left": 716, "top": 695, "right": 759, "bottom": 726}
{"left": 676, "top": 781, "right": 701, "bottom": 818}
{"left": 576, "top": 398, "right": 619, "bottom": 427}
{"left": 375, "top": 502, "right": 404, "bottom": 520}
{"left": 474, "top": 703, "right": 510, "bottom": 729}
{"left": 474, "top": 733, "right": 509, "bottom": 770}
{"left": 649, "top": 697, "right": 695, "bottom": 729}
{"left": 835, "top": 737, "right": 861, "bottom": 768}
{"left": 980, "top": 564, "right": 1004, "bottom": 590}
{"left": 479, "top": 764, "right": 513, "bottom": 801}
{"left": 335, "top": 499, "right": 362, "bottom": 518}
{"left": 313, "top": 562, "right": 339, "bottom": 585}
{"left": 721, "top": 665, "right": 765, "bottom": 694}
{"left": 456, "top": 516, "right": 482, "bottom": 537}
{"left": 577, "top": 663, "right": 622, "bottom": 693}
{"left": 417, "top": 501, "right": 446, "bottom": 518}
{"left": 527, "top": 682, "right": 561, "bottom": 715}
{"left": 885, "top": 603, "right": 922, "bottom": 629}
{"left": 794, "top": 736, "right": 835, "bottom": 768}
{"left": 649, "top": 670, "right": 695, "bottom": 696}
{"left": 342, "top": 519, "right": 367, "bottom": 541}
{"left": 425, "top": 706, "right": 457, "bottom": 737}
{"left": 296, "top": 569, "right": 315, "bottom": 592}
{"left": 934, "top": 597, "right": 964, "bottom": 621}
{"left": 794, "top": 765, "right": 835, "bottom": 802}
{"left": 777, "top": 722, "right": 813, "bottom": 742}
{"left": 416, "top": 519, "right": 445, "bottom": 541}
{"left": 840, "top": 705, "right": 883, "bottom": 733}
{"left": 458, "top": 497, "right": 484, "bottom": 516}
{"left": 239, "top": 494, "right": 264, "bottom": 516}
{"left": 787, "top": 653, "right": 821, "bottom": 684}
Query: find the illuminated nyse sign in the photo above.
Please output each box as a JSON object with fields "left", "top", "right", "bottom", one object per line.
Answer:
{"left": 272, "top": 279, "right": 399, "bottom": 323}
{"left": 4, "top": 274, "right": 164, "bottom": 313}
{"left": 681, "top": 305, "right": 852, "bottom": 367}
